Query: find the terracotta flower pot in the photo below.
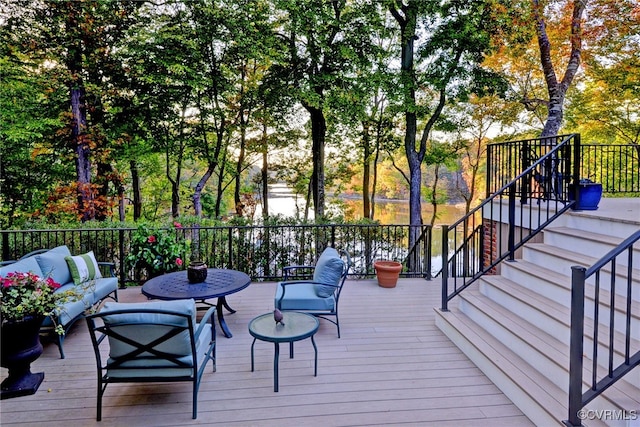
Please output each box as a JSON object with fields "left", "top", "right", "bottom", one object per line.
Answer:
{"left": 374, "top": 260, "right": 402, "bottom": 288}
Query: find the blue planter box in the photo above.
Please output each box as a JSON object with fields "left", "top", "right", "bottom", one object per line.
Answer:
{"left": 569, "top": 181, "right": 603, "bottom": 210}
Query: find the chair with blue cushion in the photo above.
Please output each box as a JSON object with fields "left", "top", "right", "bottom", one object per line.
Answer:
{"left": 85, "top": 299, "right": 216, "bottom": 421}
{"left": 274, "top": 247, "right": 352, "bottom": 337}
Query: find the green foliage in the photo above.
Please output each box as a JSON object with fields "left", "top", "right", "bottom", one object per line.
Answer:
{"left": 0, "top": 272, "right": 79, "bottom": 334}
{"left": 125, "top": 223, "right": 190, "bottom": 279}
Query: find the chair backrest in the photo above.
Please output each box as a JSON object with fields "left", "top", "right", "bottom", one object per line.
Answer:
{"left": 86, "top": 300, "right": 198, "bottom": 374}
{"left": 334, "top": 249, "right": 352, "bottom": 299}
{"left": 313, "top": 248, "right": 352, "bottom": 299}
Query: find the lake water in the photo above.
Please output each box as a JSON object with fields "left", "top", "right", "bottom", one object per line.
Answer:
{"left": 255, "top": 183, "right": 468, "bottom": 275}
{"left": 257, "top": 183, "right": 467, "bottom": 225}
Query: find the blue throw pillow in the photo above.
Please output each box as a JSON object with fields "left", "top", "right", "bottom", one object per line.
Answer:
{"left": 313, "top": 247, "right": 345, "bottom": 298}
{"left": 36, "top": 245, "right": 72, "bottom": 285}
{"left": 0, "top": 256, "right": 44, "bottom": 278}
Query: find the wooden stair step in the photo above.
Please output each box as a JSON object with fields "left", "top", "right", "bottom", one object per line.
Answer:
{"left": 462, "top": 282, "right": 640, "bottom": 412}
{"left": 435, "top": 305, "right": 579, "bottom": 426}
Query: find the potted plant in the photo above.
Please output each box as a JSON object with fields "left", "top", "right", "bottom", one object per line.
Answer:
{"left": 569, "top": 178, "right": 603, "bottom": 210}
{"left": 0, "top": 272, "right": 76, "bottom": 399}
{"left": 374, "top": 260, "right": 402, "bottom": 288}
{"left": 186, "top": 223, "right": 208, "bottom": 283}
{"left": 126, "top": 222, "right": 189, "bottom": 282}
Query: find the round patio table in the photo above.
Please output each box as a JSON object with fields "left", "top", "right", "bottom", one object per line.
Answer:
{"left": 249, "top": 311, "right": 319, "bottom": 392}
{"left": 142, "top": 268, "right": 251, "bottom": 338}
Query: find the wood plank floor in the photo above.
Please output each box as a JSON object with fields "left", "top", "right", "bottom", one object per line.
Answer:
{"left": 1, "top": 279, "right": 533, "bottom": 426}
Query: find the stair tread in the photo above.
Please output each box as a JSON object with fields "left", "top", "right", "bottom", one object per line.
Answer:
{"left": 546, "top": 226, "right": 639, "bottom": 249}
{"left": 459, "top": 285, "right": 640, "bottom": 409}
{"left": 525, "top": 243, "right": 640, "bottom": 279}
{"left": 435, "top": 306, "right": 572, "bottom": 425}
{"left": 510, "top": 256, "right": 640, "bottom": 320}
{"left": 462, "top": 288, "right": 568, "bottom": 365}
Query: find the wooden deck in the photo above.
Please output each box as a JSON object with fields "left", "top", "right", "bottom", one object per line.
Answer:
{"left": 1, "top": 278, "right": 533, "bottom": 426}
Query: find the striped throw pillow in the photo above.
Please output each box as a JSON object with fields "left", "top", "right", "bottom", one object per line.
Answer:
{"left": 65, "top": 251, "right": 103, "bottom": 285}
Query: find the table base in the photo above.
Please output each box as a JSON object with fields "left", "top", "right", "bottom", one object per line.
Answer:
{"left": 251, "top": 337, "right": 317, "bottom": 392}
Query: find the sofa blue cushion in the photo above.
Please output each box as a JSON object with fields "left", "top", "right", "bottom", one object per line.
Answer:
{"left": 53, "top": 297, "right": 91, "bottom": 326}
{"left": 0, "top": 256, "right": 44, "bottom": 278}
{"left": 275, "top": 282, "right": 336, "bottom": 311}
{"left": 35, "top": 245, "right": 72, "bottom": 285}
{"left": 313, "top": 247, "right": 344, "bottom": 298}
{"left": 101, "top": 300, "right": 197, "bottom": 360}
{"left": 90, "top": 277, "right": 118, "bottom": 303}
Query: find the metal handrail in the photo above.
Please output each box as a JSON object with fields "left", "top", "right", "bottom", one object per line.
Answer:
{"left": 441, "top": 134, "right": 580, "bottom": 310}
{"left": 565, "top": 230, "right": 640, "bottom": 427}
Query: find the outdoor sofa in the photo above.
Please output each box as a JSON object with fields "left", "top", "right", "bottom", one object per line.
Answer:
{"left": 0, "top": 245, "right": 118, "bottom": 358}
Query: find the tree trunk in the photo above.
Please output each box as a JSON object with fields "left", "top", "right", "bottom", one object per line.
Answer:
{"left": 391, "top": 2, "right": 422, "bottom": 228}
{"left": 261, "top": 147, "right": 269, "bottom": 219}
{"left": 305, "top": 105, "right": 326, "bottom": 220}
{"left": 70, "top": 84, "right": 93, "bottom": 222}
{"left": 193, "top": 164, "right": 214, "bottom": 218}
{"left": 130, "top": 160, "right": 142, "bottom": 221}
{"left": 533, "top": 0, "right": 586, "bottom": 137}
{"left": 362, "top": 121, "right": 371, "bottom": 219}
{"left": 371, "top": 135, "right": 380, "bottom": 220}
{"left": 235, "top": 126, "right": 247, "bottom": 216}
{"left": 429, "top": 165, "right": 441, "bottom": 228}
{"left": 66, "top": 13, "right": 93, "bottom": 222}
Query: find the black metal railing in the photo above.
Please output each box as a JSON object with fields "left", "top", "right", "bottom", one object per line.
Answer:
{"left": 405, "top": 226, "right": 433, "bottom": 279}
{"left": 488, "top": 139, "right": 639, "bottom": 196}
{"left": 1, "top": 223, "right": 432, "bottom": 286}
{"left": 565, "top": 230, "right": 640, "bottom": 427}
{"left": 440, "top": 134, "right": 580, "bottom": 310}
{"left": 579, "top": 144, "right": 640, "bottom": 195}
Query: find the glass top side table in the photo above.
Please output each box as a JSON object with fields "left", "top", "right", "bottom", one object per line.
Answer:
{"left": 248, "top": 311, "right": 319, "bottom": 392}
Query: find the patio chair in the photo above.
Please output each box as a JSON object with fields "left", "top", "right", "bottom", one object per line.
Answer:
{"left": 85, "top": 299, "right": 216, "bottom": 421}
{"left": 274, "top": 247, "right": 352, "bottom": 337}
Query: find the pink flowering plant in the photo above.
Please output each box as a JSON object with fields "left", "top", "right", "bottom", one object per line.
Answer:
{"left": 126, "top": 222, "right": 190, "bottom": 279}
{"left": 1, "top": 272, "right": 77, "bottom": 334}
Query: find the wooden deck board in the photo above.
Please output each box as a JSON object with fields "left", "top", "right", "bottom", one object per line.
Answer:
{"left": 1, "top": 279, "right": 533, "bottom": 426}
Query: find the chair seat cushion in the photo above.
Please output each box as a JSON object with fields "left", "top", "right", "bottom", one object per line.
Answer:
{"left": 275, "top": 282, "right": 336, "bottom": 311}
{"left": 313, "top": 247, "right": 344, "bottom": 298}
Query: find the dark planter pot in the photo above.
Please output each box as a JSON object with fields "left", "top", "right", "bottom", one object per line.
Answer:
{"left": 569, "top": 182, "right": 603, "bottom": 210}
{"left": 1, "top": 315, "right": 45, "bottom": 400}
{"left": 187, "top": 262, "right": 208, "bottom": 283}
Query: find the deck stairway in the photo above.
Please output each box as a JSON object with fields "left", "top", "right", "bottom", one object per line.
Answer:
{"left": 435, "top": 203, "right": 640, "bottom": 426}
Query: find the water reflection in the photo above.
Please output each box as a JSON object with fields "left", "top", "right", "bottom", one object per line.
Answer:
{"left": 339, "top": 198, "right": 466, "bottom": 225}
{"left": 257, "top": 185, "right": 469, "bottom": 276}
{"left": 259, "top": 184, "right": 467, "bottom": 226}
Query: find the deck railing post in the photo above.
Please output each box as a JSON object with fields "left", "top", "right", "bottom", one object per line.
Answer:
{"left": 508, "top": 182, "right": 516, "bottom": 261}
{"left": 441, "top": 225, "right": 449, "bottom": 311}
{"left": 572, "top": 134, "right": 581, "bottom": 208}
{"left": 425, "top": 226, "right": 432, "bottom": 280}
{"left": 565, "top": 265, "right": 586, "bottom": 427}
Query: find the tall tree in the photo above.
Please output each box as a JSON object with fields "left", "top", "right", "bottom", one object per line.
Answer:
{"left": 275, "top": 0, "right": 379, "bottom": 220}
{"left": 2, "top": 0, "right": 141, "bottom": 221}
{"left": 388, "top": 0, "right": 506, "bottom": 250}
{"left": 532, "top": 0, "right": 586, "bottom": 137}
